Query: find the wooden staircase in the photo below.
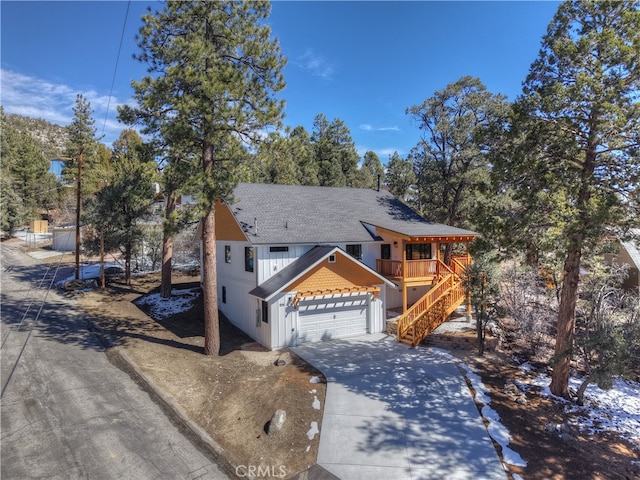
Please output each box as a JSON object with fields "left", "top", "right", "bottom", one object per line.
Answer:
{"left": 396, "top": 258, "right": 468, "bottom": 347}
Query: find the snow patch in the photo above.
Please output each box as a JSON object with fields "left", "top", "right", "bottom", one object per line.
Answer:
{"left": 461, "top": 364, "right": 527, "bottom": 468}
{"left": 306, "top": 421, "right": 319, "bottom": 440}
{"left": 309, "top": 376, "right": 321, "bottom": 384}
{"left": 135, "top": 288, "right": 201, "bottom": 320}
{"left": 530, "top": 373, "right": 640, "bottom": 445}
{"left": 312, "top": 395, "right": 320, "bottom": 410}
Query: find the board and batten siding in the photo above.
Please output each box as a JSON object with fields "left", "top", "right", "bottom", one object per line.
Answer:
{"left": 369, "top": 285, "right": 386, "bottom": 333}
{"left": 216, "top": 240, "right": 270, "bottom": 347}
{"left": 256, "top": 244, "right": 314, "bottom": 284}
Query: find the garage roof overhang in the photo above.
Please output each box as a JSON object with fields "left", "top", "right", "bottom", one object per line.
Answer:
{"left": 248, "top": 245, "right": 396, "bottom": 303}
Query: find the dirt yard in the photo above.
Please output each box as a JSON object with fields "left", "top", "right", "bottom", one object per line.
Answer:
{"left": 78, "top": 272, "right": 640, "bottom": 480}
{"left": 79, "top": 273, "right": 325, "bottom": 479}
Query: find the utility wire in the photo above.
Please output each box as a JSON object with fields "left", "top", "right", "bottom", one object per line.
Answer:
{"left": 1, "top": 254, "right": 65, "bottom": 398}
{"left": 101, "top": 0, "right": 131, "bottom": 138}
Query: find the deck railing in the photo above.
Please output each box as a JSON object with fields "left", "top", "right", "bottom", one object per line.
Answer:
{"left": 450, "top": 256, "right": 469, "bottom": 277}
{"left": 395, "top": 258, "right": 467, "bottom": 346}
{"left": 376, "top": 259, "right": 441, "bottom": 279}
{"left": 396, "top": 265, "right": 454, "bottom": 339}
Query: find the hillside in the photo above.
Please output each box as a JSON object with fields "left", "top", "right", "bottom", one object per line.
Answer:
{"left": 2, "top": 111, "right": 69, "bottom": 159}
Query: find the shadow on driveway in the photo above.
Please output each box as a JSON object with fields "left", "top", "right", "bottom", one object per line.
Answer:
{"left": 293, "top": 334, "right": 507, "bottom": 480}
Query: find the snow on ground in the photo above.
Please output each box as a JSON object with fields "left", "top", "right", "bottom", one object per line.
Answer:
{"left": 56, "top": 262, "right": 122, "bottom": 285}
{"left": 522, "top": 365, "right": 640, "bottom": 446}
{"left": 135, "top": 288, "right": 201, "bottom": 320}
{"left": 458, "top": 361, "right": 528, "bottom": 468}
{"left": 306, "top": 421, "right": 319, "bottom": 440}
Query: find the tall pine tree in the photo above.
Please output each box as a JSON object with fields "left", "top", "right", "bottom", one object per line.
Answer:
{"left": 119, "top": 0, "right": 286, "bottom": 355}
{"left": 507, "top": 0, "right": 640, "bottom": 398}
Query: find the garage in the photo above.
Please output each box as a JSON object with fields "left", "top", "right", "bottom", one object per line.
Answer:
{"left": 297, "top": 294, "right": 369, "bottom": 344}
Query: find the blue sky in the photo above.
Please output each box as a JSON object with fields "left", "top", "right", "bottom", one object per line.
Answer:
{"left": 1, "top": 1, "right": 560, "bottom": 163}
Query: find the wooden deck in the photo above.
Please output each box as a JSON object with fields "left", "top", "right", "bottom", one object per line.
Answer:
{"left": 394, "top": 256, "right": 469, "bottom": 346}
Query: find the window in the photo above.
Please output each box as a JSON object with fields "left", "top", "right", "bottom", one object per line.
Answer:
{"left": 328, "top": 254, "right": 336, "bottom": 263}
{"left": 245, "top": 247, "right": 254, "bottom": 272}
{"left": 225, "top": 245, "right": 231, "bottom": 263}
{"left": 346, "top": 244, "right": 362, "bottom": 261}
{"left": 222, "top": 286, "right": 227, "bottom": 304}
{"left": 269, "top": 246, "right": 289, "bottom": 253}
{"left": 261, "top": 300, "right": 269, "bottom": 323}
{"left": 406, "top": 243, "right": 432, "bottom": 260}
{"left": 381, "top": 244, "right": 391, "bottom": 260}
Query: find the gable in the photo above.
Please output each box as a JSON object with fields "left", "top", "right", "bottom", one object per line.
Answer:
{"left": 285, "top": 251, "right": 384, "bottom": 293}
{"left": 215, "top": 200, "right": 248, "bottom": 241}
{"left": 248, "top": 245, "right": 395, "bottom": 301}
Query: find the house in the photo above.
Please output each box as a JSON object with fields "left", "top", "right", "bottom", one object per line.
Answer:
{"left": 211, "top": 183, "right": 478, "bottom": 350}
{"left": 606, "top": 229, "right": 640, "bottom": 292}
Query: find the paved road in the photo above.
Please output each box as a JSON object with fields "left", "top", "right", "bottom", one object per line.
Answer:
{"left": 1, "top": 243, "right": 229, "bottom": 480}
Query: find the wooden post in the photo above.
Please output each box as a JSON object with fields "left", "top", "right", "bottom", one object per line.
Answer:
{"left": 74, "top": 147, "right": 84, "bottom": 280}
{"left": 466, "top": 241, "right": 472, "bottom": 322}
{"left": 100, "top": 228, "right": 105, "bottom": 290}
{"left": 402, "top": 240, "right": 408, "bottom": 312}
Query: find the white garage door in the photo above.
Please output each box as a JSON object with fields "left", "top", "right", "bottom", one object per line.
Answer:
{"left": 298, "top": 295, "right": 369, "bottom": 344}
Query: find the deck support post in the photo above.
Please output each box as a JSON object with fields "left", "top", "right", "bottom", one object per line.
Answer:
{"left": 402, "top": 240, "right": 408, "bottom": 312}
{"left": 465, "top": 241, "right": 472, "bottom": 322}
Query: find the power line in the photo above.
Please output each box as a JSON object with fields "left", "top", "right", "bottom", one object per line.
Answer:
{"left": 101, "top": 0, "right": 131, "bottom": 139}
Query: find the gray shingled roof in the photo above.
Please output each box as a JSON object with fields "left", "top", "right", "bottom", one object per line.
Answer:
{"left": 228, "top": 183, "right": 478, "bottom": 245}
{"left": 248, "top": 245, "right": 395, "bottom": 300}
{"left": 620, "top": 228, "right": 640, "bottom": 270}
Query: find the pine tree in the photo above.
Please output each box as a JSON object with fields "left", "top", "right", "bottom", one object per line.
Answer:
{"left": 507, "top": 0, "right": 640, "bottom": 398}
{"left": 385, "top": 152, "right": 415, "bottom": 201}
{"left": 86, "top": 130, "right": 157, "bottom": 285}
{"left": 311, "top": 113, "right": 359, "bottom": 187}
{"left": 119, "top": 0, "right": 286, "bottom": 355}
{"left": 63, "top": 94, "right": 105, "bottom": 196}
{"left": 406, "top": 76, "right": 508, "bottom": 233}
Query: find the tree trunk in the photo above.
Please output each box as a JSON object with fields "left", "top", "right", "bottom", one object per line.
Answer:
{"left": 443, "top": 243, "right": 453, "bottom": 267}
{"left": 550, "top": 244, "right": 582, "bottom": 399}
{"left": 202, "top": 140, "right": 220, "bottom": 356}
{"left": 550, "top": 136, "right": 595, "bottom": 399}
{"left": 160, "top": 192, "right": 176, "bottom": 299}
{"left": 125, "top": 244, "right": 132, "bottom": 286}
{"left": 202, "top": 204, "right": 220, "bottom": 355}
{"left": 476, "top": 313, "right": 485, "bottom": 356}
{"left": 575, "top": 375, "right": 591, "bottom": 406}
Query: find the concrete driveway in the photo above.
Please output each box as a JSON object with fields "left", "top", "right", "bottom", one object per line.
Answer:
{"left": 292, "top": 334, "right": 506, "bottom": 480}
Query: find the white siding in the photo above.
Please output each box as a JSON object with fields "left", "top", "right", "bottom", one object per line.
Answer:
{"left": 256, "top": 244, "right": 314, "bottom": 284}
{"left": 369, "top": 285, "right": 386, "bottom": 333}
{"left": 217, "top": 240, "right": 270, "bottom": 347}
{"left": 218, "top": 240, "right": 391, "bottom": 349}
{"left": 360, "top": 243, "right": 379, "bottom": 270}
{"left": 270, "top": 292, "right": 297, "bottom": 349}
{"left": 52, "top": 228, "right": 75, "bottom": 252}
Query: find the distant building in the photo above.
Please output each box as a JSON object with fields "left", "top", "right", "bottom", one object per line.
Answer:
{"left": 611, "top": 229, "right": 640, "bottom": 292}
{"left": 49, "top": 158, "right": 66, "bottom": 180}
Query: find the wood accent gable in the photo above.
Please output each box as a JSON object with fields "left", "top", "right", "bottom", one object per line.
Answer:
{"left": 214, "top": 200, "right": 248, "bottom": 241}
{"left": 285, "top": 251, "right": 383, "bottom": 295}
